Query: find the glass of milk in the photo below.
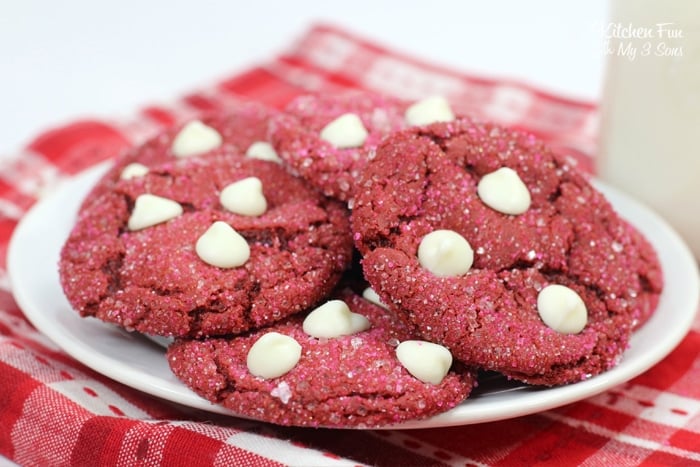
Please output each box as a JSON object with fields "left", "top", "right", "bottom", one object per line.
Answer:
{"left": 597, "top": 0, "right": 700, "bottom": 259}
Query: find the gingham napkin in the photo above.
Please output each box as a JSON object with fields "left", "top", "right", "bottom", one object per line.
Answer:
{"left": 1, "top": 24, "right": 699, "bottom": 467}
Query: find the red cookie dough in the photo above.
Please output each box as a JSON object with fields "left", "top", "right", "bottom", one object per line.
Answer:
{"left": 269, "top": 91, "right": 409, "bottom": 201}
{"left": 166, "top": 288, "right": 476, "bottom": 428}
{"left": 60, "top": 155, "right": 353, "bottom": 338}
{"left": 351, "top": 119, "right": 663, "bottom": 386}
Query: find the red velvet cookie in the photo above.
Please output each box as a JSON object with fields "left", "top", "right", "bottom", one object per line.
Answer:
{"left": 269, "top": 92, "right": 409, "bottom": 201}
{"left": 166, "top": 288, "right": 476, "bottom": 428}
{"left": 84, "top": 102, "right": 282, "bottom": 208}
{"left": 60, "top": 155, "right": 353, "bottom": 338}
{"left": 351, "top": 119, "right": 663, "bottom": 386}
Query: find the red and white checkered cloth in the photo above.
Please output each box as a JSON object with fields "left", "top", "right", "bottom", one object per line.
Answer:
{"left": 1, "top": 24, "right": 699, "bottom": 467}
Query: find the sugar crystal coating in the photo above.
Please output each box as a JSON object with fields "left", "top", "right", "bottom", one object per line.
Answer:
{"left": 167, "top": 288, "right": 476, "bottom": 428}
{"left": 80, "top": 103, "right": 280, "bottom": 211}
{"left": 60, "top": 155, "right": 353, "bottom": 338}
{"left": 171, "top": 120, "right": 223, "bottom": 158}
{"left": 270, "top": 91, "right": 410, "bottom": 201}
{"left": 62, "top": 93, "right": 664, "bottom": 426}
{"left": 270, "top": 381, "right": 292, "bottom": 403}
{"left": 351, "top": 118, "right": 663, "bottom": 385}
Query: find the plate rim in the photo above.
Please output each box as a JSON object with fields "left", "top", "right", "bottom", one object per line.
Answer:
{"left": 7, "top": 162, "right": 699, "bottom": 429}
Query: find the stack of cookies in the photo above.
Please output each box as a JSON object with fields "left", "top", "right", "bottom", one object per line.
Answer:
{"left": 59, "top": 92, "right": 663, "bottom": 428}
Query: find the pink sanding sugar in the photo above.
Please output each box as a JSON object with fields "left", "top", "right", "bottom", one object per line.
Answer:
{"left": 350, "top": 118, "right": 663, "bottom": 386}
{"left": 167, "top": 288, "right": 477, "bottom": 428}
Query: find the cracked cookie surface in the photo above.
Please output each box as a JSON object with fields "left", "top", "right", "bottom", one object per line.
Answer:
{"left": 351, "top": 119, "right": 663, "bottom": 386}
{"left": 60, "top": 155, "right": 353, "bottom": 338}
{"left": 166, "top": 288, "right": 476, "bottom": 428}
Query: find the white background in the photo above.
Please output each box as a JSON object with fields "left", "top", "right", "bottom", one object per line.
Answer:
{"left": 0, "top": 2, "right": 608, "bottom": 465}
{"left": 0, "top": 0, "right": 609, "bottom": 158}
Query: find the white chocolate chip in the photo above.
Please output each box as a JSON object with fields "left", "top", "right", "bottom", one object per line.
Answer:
{"left": 246, "top": 141, "right": 281, "bottom": 163}
{"left": 302, "top": 300, "right": 371, "bottom": 338}
{"left": 404, "top": 96, "right": 455, "bottom": 126}
{"left": 537, "top": 284, "right": 588, "bottom": 334}
{"left": 220, "top": 177, "right": 267, "bottom": 217}
{"left": 418, "top": 229, "right": 474, "bottom": 277}
{"left": 319, "top": 113, "right": 369, "bottom": 149}
{"left": 362, "top": 287, "right": 388, "bottom": 309}
{"left": 195, "top": 221, "right": 250, "bottom": 268}
{"left": 396, "top": 340, "right": 453, "bottom": 385}
{"left": 120, "top": 163, "right": 149, "bottom": 180}
{"left": 477, "top": 167, "right": 531, "bottom": 215}
{"left": 246, "top": 332, "right": 302, "bottom": 379}
{"left": 171, "top": 120, "right": 223, "bottom": 158}
{"left": 127, "top": 194, "right": 183, "bottom": 231}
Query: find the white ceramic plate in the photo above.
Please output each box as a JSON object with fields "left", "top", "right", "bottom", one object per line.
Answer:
{"left": 7, "top": 162, "right": 699, "bottom": 429}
